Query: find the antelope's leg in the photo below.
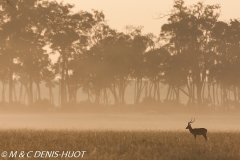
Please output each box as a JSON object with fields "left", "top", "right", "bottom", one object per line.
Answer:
{"left": 203, "top": 134, "right": 208, "bottom": 141}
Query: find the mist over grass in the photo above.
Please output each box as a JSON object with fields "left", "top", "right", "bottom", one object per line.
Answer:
{"left": 0, "top": 130, "right": 239, "bottom": 160}
{"left": 0, "top": 104, "right": 239, "bottom": 131}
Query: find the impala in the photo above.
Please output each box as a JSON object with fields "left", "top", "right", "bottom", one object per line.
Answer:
{"left": 186, "top": 118, "right": 208, "bottom": 141}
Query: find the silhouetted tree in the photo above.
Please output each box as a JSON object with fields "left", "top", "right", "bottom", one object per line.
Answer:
{"left": 210, "top": 20, "right": 240, "bottom": 108}
{"left": 43, "top": 1, "right": 104, "bottom": 106}
{"left": 161, "top": 0, "right": 220, "bottom": 106}
{"left": 145, "top": 48, "right": 170, "bottom": 102}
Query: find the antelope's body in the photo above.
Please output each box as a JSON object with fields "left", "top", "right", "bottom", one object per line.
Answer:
{"left": 186, "top": 118, "right": 208, "bottom": 141}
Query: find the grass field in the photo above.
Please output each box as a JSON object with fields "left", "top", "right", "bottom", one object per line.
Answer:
{"left": 0, "top": 130, "right": 239, "bottom": 160}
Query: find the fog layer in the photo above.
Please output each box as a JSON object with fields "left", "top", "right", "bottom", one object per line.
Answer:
{"left": 0, "top": 111, "right": 239, "bottom": 131}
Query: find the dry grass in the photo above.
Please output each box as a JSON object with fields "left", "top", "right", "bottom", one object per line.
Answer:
{"left": 0, "top": 130, "right": 239, "bottom": 160}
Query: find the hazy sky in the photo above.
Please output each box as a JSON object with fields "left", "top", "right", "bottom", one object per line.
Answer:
{"left": 57, "top": 0, "right": 240, "bottom": 35}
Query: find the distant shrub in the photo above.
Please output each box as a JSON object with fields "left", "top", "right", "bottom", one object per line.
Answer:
{"left": 0, "top": 101, "right": 26, "bottom": 108}
{"left": 9, "top": 101, "right": 26, "bottom": 108}
{"left": 141, "top": 97, "right": 156, "bottom": 104}
{"left": 77, "top": 100, "right": 94, "bottom": 107}
{"left": 62, "top": 100, "right": 94, "bottom": 108}
{"left": 33, "top": 99, "right": 55, "bottom": 110}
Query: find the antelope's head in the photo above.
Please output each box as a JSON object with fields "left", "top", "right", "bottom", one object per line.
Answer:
{"left": 186, "top": 118, "right": 195, "bottom": 129}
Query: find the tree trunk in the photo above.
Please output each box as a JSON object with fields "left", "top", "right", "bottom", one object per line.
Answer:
{"left": 165, "top": 85, "right": 171, "bottom": 101}
{"left": 109, "top": 85, "right": 119, "bottom": 104}
{"left": 144, "top": 81, "right": 148, "bottom": 98}
{"left": 28, "top": 75, "right": 33, "bottom": 105}
{"left": 119, "top": 78, "right": 126, "bottom": 104}
{"left": 148, "top": 82, "right": 154, "bottom": 98}
{"left": 61, "top": 52, "right": 67, "bottom": 107}
{"left": 13, "top": 81, "right": 18, "bottom": 102}
{"left": 74, "top": 85, "right": 78, "bottom": 103}
{"left": 192, "top": 82, "right": 195, "bottom": 104}
{"left": 59, "top": 81, "right": 61, "bottom": 107}
{"left": 233, "top": 86, "right": 237, "bottom": 108}
{"left": 23, "top": 85, "right": 28, "bottom": 105}
{"left": 36, "top": 82, "right": 41, "bottom": 100}
{"left": 51, "top": 89, "right": 54, "bottom": 105}
{"left": 196, "top": 82, "right": 203, "bottom": 107}
{"left": 103, "top": 88, "right": 109, "bottom": 105}
{"left": 212, "top": 83, "right": 215, "bottom": 107}
{"left": 134, "top": 80, "right": 136, "bottom": 103}
{"left": 9, "top": 58, "right": 13, "bottom": 104}
{"left": 201, "top": 80, "right": 206, "bottom": 102}
{"left": 94, "top": 90, "right": 101, "bottom": 104}
{"left": 157, "top": 82, "right": 161, "bottom": 102}
{"left": 186, "top": 82, "right": 191, "bottom": 105}
{"left": 176, "top": 83, "right": 180, "bottom": 103}
{"left": 216, "top": 83, "right": 219, "bottom": 106}
{"left": 49, "top": 86, "right": 51, "bottom": 103}
{"left": 238, "top": 86, "right": 240, "bottom": 107}
{"left": 2, "top": 82, "right": 5, "bottom": 102}
{"left": 135, "top": 78, "right": 145, "bottom": 104}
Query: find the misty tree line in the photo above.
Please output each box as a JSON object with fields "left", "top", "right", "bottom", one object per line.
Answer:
{"left": 0, "top": 0, "right": 240, "bottom": 108}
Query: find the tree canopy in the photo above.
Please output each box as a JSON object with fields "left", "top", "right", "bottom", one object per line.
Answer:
{"left": 0, "top": 0, "right": 240, "bottom": 109}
